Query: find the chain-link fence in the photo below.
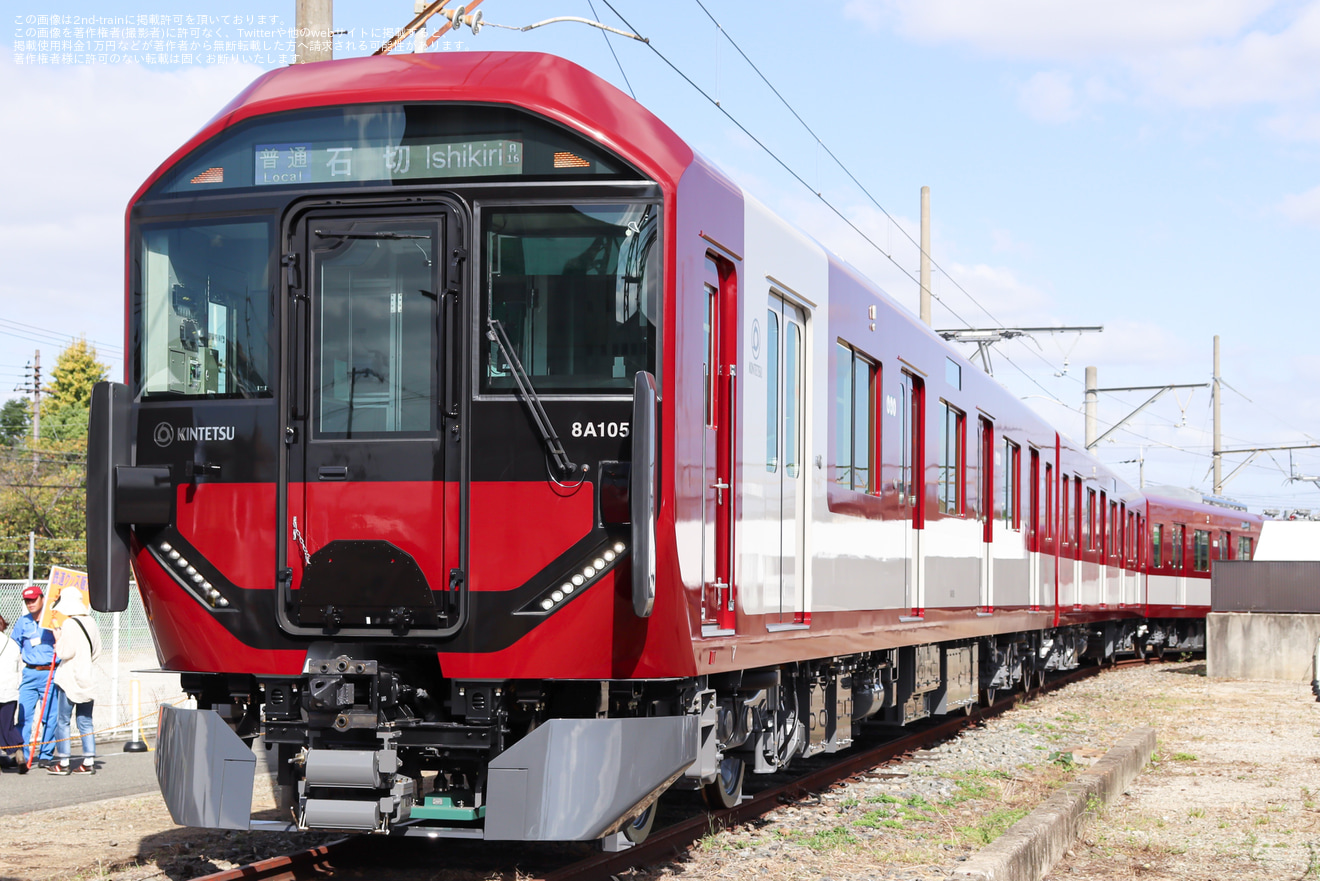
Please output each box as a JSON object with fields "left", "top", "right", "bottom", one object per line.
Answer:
{"left": 1, "top": 579, "right": 184, "bottom": 744}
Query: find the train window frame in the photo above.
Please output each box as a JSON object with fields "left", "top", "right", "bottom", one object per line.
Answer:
{"left": 1219, "top": 530, "right": 1231, "bottom": 560}
{"left": 1192, "top": 529, "right": 1211, "bottom": 572}
{"left": 132, "top": 216, "right": 277, "bottom": 401}
{"left": 1171, "top": 523, "right": 1185, "bottom": 571}
{"left": 1151, "top": 522, "right": 1163, "bottom": 569}
{"left": 1238, "top": 534, "right": 1253, "bottom": 561}
{"left": 705, "top": 262, "right": 719, "bottom": 428}
{"left": 1002, "top": 438, "right": 1021, "bottom": 531}
{"left": 1044, "top": 462, "right": 1054, "bottom": 540}
{"left": 1060, "top": 475, "right": 1070, "bottom": 546}
{"left": 833, "top": 341, "right": 877, "bottom": 494}
{"left": 1085, "top": 488, "right": 1096, "bottom": 550}
{"left": 938, "top": 400, "right": 965, "bottom": 516}
{"left": 475, "top": 199, "right": 661, "bottom": 399}
{"left": 309, "top": 217, "right": 441, "bottom": 440}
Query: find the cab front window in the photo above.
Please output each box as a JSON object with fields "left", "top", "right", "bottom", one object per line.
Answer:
{"left": 134, "top": 219, "right": 274, "bottom": 398}
{"left": 481, "top": 202, "right": 660, "bottom": 395}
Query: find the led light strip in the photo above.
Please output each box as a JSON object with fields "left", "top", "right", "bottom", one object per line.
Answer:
{"left": 528, "top": 540, "right": 627, "bottom": 614}
{"left": 158, "top": 541, "right": 229, "bottom": 608}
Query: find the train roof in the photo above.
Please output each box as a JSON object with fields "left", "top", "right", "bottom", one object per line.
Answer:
{"left": 131, "top": 51, "right": 696, "bottom": 205}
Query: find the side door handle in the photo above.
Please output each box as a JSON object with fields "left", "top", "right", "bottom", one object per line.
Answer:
{"left": 318, "top": 465, "right": 348, "bottom": 481}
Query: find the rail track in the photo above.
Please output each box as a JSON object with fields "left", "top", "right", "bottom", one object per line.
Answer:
{"left": 188, "top": 660, "right": 1142, "bottom": 881}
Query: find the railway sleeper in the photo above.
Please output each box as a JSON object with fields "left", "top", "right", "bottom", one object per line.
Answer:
{"left": 160, "top": 624, "right": 1162, "bottom": 842}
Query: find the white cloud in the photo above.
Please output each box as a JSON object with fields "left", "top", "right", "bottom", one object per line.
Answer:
{"left": 843, "top": 0, "right": 1320, "bottom": 121}
{"left": 1277, "top": 184, "right": 1320, "bottom": 224}
{"left": 1017, "top": 71, "right": 1080, "bottom": 123}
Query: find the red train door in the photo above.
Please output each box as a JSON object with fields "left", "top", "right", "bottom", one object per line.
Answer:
{"left": 979, "top": 417, "right": 994, "bottom": 612}
{"left": 701, "top": 255, "right": 738, "bottom": 631}
{"left": 899, "top": 371, "right": 925, "bottom": 616}
{"left": 280, "top": 207, "right": 460, "bottom": 636}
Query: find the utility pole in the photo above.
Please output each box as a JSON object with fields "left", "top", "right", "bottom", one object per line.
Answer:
{"left": 296, "top": 0, "right": 333, "bottom": 63}
{"left": 1213, "top": 335, "right": 1222, "bottom": 496}
{"left": 16, "top": 350, "right": 41, "bottom": 469}
{"left": 30, "top": 350, "right": 40, "bottom": 444}
{"left": 919, "top": 186, "right": 931, "bottom": 326}
{"left": 1085, "top": 366, "right": 1098, "bottom": 449}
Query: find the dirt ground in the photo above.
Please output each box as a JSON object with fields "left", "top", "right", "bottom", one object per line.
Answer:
{"left": 1, "top": 661, "right": 1316, "bottom": 881}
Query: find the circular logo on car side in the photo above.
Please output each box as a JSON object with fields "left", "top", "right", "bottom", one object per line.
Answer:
{"left": 153, "top": 422, "right": 174, "bottom": 448}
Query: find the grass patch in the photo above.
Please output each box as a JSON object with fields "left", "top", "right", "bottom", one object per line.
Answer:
{"left": 955, "top": 807, "right": 1030, "bottom": 846}
{"left": 1171, "top": 752, "right": 1198, "bottom": 762}
{"left": 799, "top": 825, "right": 858, "bottom": 851}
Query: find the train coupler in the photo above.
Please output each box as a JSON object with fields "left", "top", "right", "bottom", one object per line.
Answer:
{"left": 297, "top": 732, "right": 415, "bottom": 832}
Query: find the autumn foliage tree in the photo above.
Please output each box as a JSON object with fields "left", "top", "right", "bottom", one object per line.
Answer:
{"left": 0, "top": 338, "right": 108, "bottom": 577}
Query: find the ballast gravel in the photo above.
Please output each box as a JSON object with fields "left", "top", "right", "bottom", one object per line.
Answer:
{"left": 636, "top": 660, "right": 1320, "bottom": 881}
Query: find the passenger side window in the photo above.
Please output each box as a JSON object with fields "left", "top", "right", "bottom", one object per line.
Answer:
{"left": 938, "top": 401, "right": 965, "bottom": 515}
{"left": 834, "top": 342, "right": 876, "bottom": 493}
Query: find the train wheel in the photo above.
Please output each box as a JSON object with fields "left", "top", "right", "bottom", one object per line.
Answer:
{"left": 702, "top": 756, "right": 745, "bottom": 810}
{"left": 980, "top": 686, "right": 998, "bottom": 708}
{"left": 622, "top": 802, "right": 656, "bottom": 844}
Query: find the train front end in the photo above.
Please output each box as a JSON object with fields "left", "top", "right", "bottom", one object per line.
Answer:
{"left": 86, "top": 53, "right": 701, "bottom": 840}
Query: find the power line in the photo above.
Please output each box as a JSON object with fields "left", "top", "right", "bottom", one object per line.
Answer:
{"left": 682, "top": 0, "right": 1006, "bottom": 330}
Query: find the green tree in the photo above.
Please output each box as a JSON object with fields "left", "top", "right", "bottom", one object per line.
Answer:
{"left": 0, "top": 398, "right": 30, "bottom": 446}
{"left": 44, "top": 337, "right": 108, "bottom": 412}
{"left": 0, "top": 339, "right": 105, "bottom": 576}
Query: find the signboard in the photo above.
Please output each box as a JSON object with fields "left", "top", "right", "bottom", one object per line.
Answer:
{"left": 253, "top": 139, "right": 524, "bottom": 186}
{"left": 37, "top": 566, "right": 89, "bottom": 630}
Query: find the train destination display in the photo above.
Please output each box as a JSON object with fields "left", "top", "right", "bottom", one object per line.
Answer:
{"left": 253, "top": 138, "right": 524, "bottom": 185}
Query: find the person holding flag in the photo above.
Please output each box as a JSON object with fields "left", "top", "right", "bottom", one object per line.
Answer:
{"left": 11, "top": 585, "right": 62, "bottom": 771}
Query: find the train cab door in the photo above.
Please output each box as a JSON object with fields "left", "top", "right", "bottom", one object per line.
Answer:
{"left": 899, "top": 371, "right": 925, "bottom": 616}
{"left": 701, "top": 256, "right": 739, "bottom": 632}
{"left": 280, "top": 208, "right": 461, "bottom": 635}
{"left": 766, "top": 293, "right": 807, "bottom": 625}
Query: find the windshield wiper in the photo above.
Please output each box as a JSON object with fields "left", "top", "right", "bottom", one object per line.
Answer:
{"left": 486, "top": 318, "right": 578, "bottom": 479}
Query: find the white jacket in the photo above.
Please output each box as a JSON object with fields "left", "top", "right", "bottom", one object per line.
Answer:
{"left": 0, "top": 633, "right": 19, "bottom": 704}
{"left": 54, "top": 615, "right": 102, "bottom": 705}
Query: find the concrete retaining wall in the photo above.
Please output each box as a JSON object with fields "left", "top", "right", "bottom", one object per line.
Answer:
{"left": 952, "top": 726, "right": 1156, "bottom": 881}
{"left": 1207, "top": 612, "right": 1320, "bottom": 681}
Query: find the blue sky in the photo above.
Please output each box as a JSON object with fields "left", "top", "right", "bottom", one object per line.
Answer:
{"left": 2, "top": 0, "right": 1318, "bottom": 513}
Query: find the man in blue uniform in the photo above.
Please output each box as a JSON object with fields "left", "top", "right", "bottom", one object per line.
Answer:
{"left": 12, "top": 585, "right": 60, "bottom": 771}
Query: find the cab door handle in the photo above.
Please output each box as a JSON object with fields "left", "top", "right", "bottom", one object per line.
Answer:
{"left": 318, "top": 466, "right": 348, "bottom": 481}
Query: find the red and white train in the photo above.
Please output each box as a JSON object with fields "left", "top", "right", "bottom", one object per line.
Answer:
{"left": 86, "top": 51, "right": 1261, "bottom": 843}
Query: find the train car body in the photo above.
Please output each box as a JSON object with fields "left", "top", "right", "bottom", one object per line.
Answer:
{"left": 85, "top": 52, "right": 1261, "bottom": 843}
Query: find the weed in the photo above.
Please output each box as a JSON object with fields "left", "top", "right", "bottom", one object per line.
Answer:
{"left": 1050, "top": 751, "right": 1077, "bottom": 770}
{"left": 1171, "top": 752, "right": 1197, "bottom": 762}
{"left": 1303, "top": 841, "right": 1320, "bottom": 879}
{"left": 800, "top": 825, "right": 857, "bottom": 851}
{"left": 955, "top": 807, "right": 1029, "bottom": 846}
{"left": 1188, "top": 808, "right": 1206, "bottom": 819}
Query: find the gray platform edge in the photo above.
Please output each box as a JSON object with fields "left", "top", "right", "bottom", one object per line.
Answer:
{"left": 951, "top": 726, "right": 1157, "bottom": 881}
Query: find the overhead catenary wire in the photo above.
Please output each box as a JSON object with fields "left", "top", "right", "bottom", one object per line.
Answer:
{"left": 585, "top": 0, "right": 635, "bottom": 100}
